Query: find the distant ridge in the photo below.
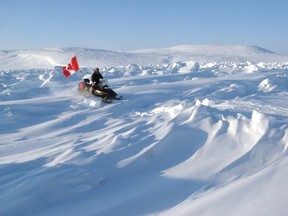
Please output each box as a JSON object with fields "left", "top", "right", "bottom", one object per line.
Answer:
{"left": 0, "top": 45, "right": 287, "bottom": 70}
{"left": 130, "top": 44, "right": 275, "bottom": 55}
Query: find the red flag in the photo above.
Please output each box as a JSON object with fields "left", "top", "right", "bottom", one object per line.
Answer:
{"left": 62, "top": 56, "right": 80, "bottom": 77}
{"left": 62, "top": 66, "right": 72, "bottom": 77}
{"left": 67, "top": 63, "right": 73, "bottom": 70}
{"left": 71, "top": 56, "right": 80, "bottom": 71}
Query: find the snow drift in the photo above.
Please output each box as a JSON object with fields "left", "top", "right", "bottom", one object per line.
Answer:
{"left": 1, "top": 45, "right": 288, "bottom": 216}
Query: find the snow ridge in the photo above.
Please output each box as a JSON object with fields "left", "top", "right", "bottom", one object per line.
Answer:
{"left": 0, "top": 45, "right": 287, "bottom": 70}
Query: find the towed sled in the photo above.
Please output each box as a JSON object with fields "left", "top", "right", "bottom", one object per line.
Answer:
{"left": 78, "top": 77, "right": 122, "bottom": 103}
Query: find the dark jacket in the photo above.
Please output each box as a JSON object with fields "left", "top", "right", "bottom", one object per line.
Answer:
{"left": 91, "top": 69, "right": 103, "bottom": 85}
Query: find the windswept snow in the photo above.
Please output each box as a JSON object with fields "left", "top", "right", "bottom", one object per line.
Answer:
{"left": 1, "top": 45, "right": 288, "bottom": 216}
{"left": 1, "top": 45, "right": 287, "bottom": 70}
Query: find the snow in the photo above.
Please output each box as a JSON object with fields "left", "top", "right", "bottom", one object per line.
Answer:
{"left": 1, "top": 45, "right": 288, "bottom": 70}
{"left": 1, "top": 45, "right": 288, "bottom": 216}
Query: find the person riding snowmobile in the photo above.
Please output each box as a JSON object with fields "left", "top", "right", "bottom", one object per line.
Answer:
{"left": 91, "top": 67, "right": 103, "bottom": 93}
{"left": 78, "top": 68, "right": 122, "bottom": 103}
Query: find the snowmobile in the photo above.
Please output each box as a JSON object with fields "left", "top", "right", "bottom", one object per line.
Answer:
{"left": 78, "top": 76, "right": 122, "bottom": 103}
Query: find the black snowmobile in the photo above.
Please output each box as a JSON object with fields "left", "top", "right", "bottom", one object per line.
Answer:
{"left": 78, "top": 77, "right": 122, "bottom": 103}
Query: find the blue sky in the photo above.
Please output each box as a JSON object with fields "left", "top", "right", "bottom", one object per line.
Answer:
{"left": 1, "top": 0, "right": 288, "bottom": 54}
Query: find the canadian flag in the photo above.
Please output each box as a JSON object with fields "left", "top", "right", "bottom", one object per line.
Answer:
{"left": 62, "top": 56, "right": 80, "bottom": 77}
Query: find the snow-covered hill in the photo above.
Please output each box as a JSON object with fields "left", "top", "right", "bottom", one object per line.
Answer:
{"left": 1, "top": 45, "right": 288, "bottom": 216}
{"left": 0, "top": 45, "right": 287, "bottom": 70}
{"left": 130, "top": 44, "right": 286, "bottom": 62}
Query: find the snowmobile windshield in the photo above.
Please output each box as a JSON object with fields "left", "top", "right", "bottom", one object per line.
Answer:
{"left": 82, "top": 74, "right": 92, "bottom": 84}
{"left": 82, "top": 74, "right": 91, "bottom": 80}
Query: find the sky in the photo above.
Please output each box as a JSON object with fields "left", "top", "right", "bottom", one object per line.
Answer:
{"left": 1, "top": 0, "right": 288, "bottom": 54}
